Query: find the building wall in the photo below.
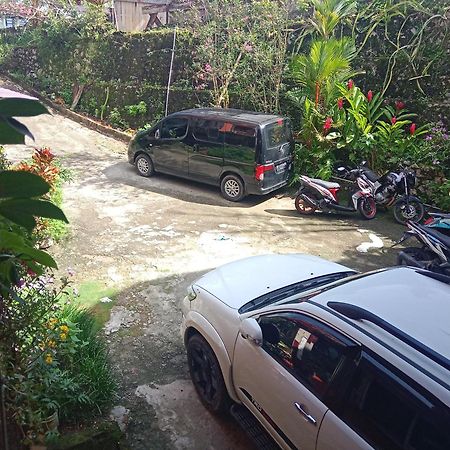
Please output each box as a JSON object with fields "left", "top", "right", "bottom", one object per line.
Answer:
{"left": 113, "top": 0, "right": 169, "bottom": 32}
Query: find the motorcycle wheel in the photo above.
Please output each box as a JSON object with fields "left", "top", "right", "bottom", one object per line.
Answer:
{"left": 397, "top": 247, "right": 435, "bottom": 267}
{"left": 295, "top": 194, "right": 317, "bottom": 215}
{"left": 357, "top": 197, "right": 377, "bottom": 220}
{"left": 393, "top": 197, "right": 425, "bottom": 224}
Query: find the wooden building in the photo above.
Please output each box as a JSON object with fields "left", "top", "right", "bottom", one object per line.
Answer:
{"left": 112, "top": 0, "right": 189, "bottom": 32}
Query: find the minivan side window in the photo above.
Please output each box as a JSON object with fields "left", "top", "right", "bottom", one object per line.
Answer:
{"left": 192, "top": 120, "right": 224, "bottom": 144}
{"left": 160, "top": 117, "right": 188, "bottom": 139}
{"left": 259, "top": 312, "right": 351, "bottom": 400}
{"left": 339, "top": 352, "right": 450, "bottom": 450}
{"left": 224, "top": 125, "right": 256, "bottom": 149}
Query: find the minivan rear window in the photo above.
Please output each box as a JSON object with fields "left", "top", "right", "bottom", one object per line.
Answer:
{"left": 265, "top": 120, "right": 292, "bottom": 147}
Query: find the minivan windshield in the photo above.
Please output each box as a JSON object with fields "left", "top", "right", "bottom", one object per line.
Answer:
{"left": 264, "top": 119, "right": 292, "bottom": 148}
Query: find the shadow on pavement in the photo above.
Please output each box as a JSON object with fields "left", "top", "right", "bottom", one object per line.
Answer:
{"left": 103, "top": 161, "right": 279, "bottom": 208}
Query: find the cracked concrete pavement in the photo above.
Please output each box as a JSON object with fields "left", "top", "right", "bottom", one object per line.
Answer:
{"left": 3, "top": 80, "right": 404, "bottom": 449}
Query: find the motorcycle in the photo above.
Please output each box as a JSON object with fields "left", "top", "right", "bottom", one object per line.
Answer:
{"left": 294, "top": 167, "right": 377, "bottom": 220}
{"left": 424, "top": 212, "right": 450, "bottom": 236}
{"left": 355, "top": 163, "right": 424, "bottom": 224}
{"left": 395, "top": 220, "right": 450, "bottom": 275}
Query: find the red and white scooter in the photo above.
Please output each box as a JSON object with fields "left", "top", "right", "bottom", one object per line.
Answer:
{"left": 294, "top": 167, "right": 377, "bottom": 220}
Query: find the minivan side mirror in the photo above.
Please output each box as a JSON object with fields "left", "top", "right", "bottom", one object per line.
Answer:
{"left": 239, "top": 318, "right": 262, "bottom": 346}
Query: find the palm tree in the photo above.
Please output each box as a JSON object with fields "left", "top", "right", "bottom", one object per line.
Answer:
{"left": 290, "top": 36, "right": 356, "bottom": 109}
{"left": 310, "top": 0, "right": 357, "bottom": 38}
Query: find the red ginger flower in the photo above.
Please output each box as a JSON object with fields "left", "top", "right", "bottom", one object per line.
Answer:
{"left": 323, "top": 117, "right": 333, "bottom": 132}
{"left": 391, "top": 117, "right": 397, "bottom": 125}
{"left": 367, "top": 90, "right": 373, "bottom": 102}
{"left": 395, "top": 100, "right": 405, "bottom": 110}
{"left": 347, "top": 79, "right": 354, "bottom": 89}
{"left": 410, "top": 123, "right": 416, "bottom": 135}
{"left": 337, "top": 97, "right": 344, "bottom": 109}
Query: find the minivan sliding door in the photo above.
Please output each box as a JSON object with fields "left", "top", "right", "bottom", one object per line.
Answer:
{"left": 153, "top": 117, "right": 190, "bottom": 174}
{"left": 189, "top": 120, "right": 224, "bottom": 182}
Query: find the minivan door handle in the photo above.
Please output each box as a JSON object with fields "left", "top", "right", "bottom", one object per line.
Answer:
{"left": 193, "top": 144, "right": 199, "bottom": 152}
{"left": 294, "top": 402, "right": 317, "bottom": 425}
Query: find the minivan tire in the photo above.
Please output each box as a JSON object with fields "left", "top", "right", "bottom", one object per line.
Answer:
{"left": 221, "top": 174, "right": 245, "bottom": 202}
{"left": 135, "top": 154, "right": 155, "bottom": 177}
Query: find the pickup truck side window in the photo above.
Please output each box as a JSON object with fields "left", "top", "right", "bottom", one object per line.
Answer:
{"left": 339, "top": 352, "right": 450, "bottom": 450}
{"left": 259, "top": 312, "right": 352, "bottom": 400}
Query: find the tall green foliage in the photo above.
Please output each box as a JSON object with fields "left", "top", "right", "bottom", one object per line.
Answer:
{"left": 180, "top": 0, "right": 300, "bottom": 112}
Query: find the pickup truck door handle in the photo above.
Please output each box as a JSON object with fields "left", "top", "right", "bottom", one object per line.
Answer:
{"left": 294, "top": 402, "right": 317, "bottom": 425}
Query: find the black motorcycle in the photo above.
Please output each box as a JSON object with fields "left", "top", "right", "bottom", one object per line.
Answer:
{"left": 395, "top": 220, "right": 450, "bottom": 275}
{"left": 345, "top": 163, "right": 425, "bottom": 224}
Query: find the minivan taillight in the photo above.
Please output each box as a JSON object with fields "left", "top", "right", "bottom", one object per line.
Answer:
{"left": 255, "top": 163, "right": 274, "bottom": 181}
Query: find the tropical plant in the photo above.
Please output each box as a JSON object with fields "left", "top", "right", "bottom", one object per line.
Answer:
{"left": 290, "top": 37, "right": 357, "bottom": 110}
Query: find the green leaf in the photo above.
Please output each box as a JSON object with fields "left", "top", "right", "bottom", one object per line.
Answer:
{"left": 0, "top": 205, "right": 36, "bottom": 230}
{"left": 0, "top": 118, "right": 26, "bottom": 144}
{"left": 0, "top": 97, "right": 49, "bottom": 117}
{"left": 4, "top": 117, "right": 35, "bottom": 140}
{"left": 0, "top": 199, "right": 68, "bottom": 224}
{"left": 20, "top": 246, "right": 57, "bottom": 269}
{"left": 0, "top": 171, "right": 50, "bottom": 198}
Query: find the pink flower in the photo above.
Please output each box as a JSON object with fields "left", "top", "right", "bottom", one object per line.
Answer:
{"left": 347, "top": 79, "right": 354, "bottom": 90}
{"left": 204, "top": 63, "right": 212, "bottom": 73}
{"left": 337, "top": 97, "right": 343, "bottom": 109}
{"left": 391, "top": 117, "right": 397, "bottom": 125}
{"left": 243, "top": 42, "right": 253, "bottom": 52}
{"left": 410, "top": 123, "right": 416, "bottom": 135}
{"left": 367, "top": 90, "right": 373, "bottom": 102}
{"left": 395, "top": 100, "right": 405, "bottom": 110}
{"left": 323, "top": 117, "right": 333, "bottom": 132}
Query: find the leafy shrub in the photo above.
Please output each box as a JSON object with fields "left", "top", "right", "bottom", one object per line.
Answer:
{"left": 125, "top": 101, "right": 147, "bottom": 117}
{"left": 15, "top": 147, "right": 71, "bottom": 243}
{"left": 2, "top": 275, "right": 116, "bottom": 446}
{"left": 108, "top": 107, "right": 129, "bottom": 130}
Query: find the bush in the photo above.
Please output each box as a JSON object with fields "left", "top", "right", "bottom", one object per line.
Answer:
{"left": 1, "top": 275, "right": 116, "bottom": 447}
{"left": 15, "top": 147, "right": 72, "bottom": 243}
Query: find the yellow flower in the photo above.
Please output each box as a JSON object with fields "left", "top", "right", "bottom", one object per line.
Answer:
{"left": 59, "top": 325, "right": 69, "bottom": 334}
{"left": 60, "top": 333, "right": 67, "bottom": 341}
{"left": 47, "top": 339, "right": 56, "bottom": 349}
{"left": 45, "top": 354, "right": 53, "bottom": 364}
{"left": 46, "top": 318, "right": 58, "bottom": 329}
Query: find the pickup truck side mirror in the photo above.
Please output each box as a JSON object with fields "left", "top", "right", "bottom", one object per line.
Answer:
{"left": 239, "top": 318, "right": 263, "bottom": 346}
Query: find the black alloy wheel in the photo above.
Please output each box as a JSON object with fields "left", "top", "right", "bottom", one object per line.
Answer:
{"left": 187, "top": 334, "right": 230, "bottom": 414}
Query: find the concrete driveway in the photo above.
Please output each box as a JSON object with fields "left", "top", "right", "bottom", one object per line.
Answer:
{"left": 4, "top": 86, "right": 404, "bottom": 449}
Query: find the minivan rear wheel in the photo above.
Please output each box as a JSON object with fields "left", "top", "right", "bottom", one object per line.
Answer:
{"left": 135, "top": 154, "right": 154, "bottom": 177}
{"left": 221, "top": 174, "right": 245, "bottom": 202}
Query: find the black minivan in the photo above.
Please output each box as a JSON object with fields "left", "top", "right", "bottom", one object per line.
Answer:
{"left": 127, "top": 108, "right": 294, "bottom": 201}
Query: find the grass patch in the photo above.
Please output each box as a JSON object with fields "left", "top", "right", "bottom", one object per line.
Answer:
{"left": 73, "top": 281, "right": 118, "bottom": 332}
{"left": 57, "top": 305, "right": 117, "bottom": 422}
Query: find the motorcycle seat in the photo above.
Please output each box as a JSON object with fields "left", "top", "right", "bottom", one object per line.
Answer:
{"left": 419, "top": 224, "right": 450, "bottom": 248}
{"left": 310, "top": 178, "right": 340, "bottom": 189}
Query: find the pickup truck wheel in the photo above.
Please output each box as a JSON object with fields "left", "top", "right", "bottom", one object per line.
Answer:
{"left": 187, "top": 334, "right": 230, "bottom": 414}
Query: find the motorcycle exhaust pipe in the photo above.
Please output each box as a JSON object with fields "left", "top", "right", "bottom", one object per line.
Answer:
{"left": 299, "top": 193, "right": 319, "bottom": 208}
{"left": 398, "top": 251, "right": 427, "bottom": 269}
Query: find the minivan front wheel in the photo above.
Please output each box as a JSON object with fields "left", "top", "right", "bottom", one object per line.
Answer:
{"left": 221, "top": 175, "right": 245, "bottom": 202}
{"left": 135, "top": 154, "right": 155, "bottom": 177}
